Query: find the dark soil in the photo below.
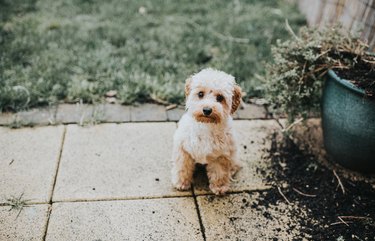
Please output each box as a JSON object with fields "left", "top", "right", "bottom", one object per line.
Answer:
{"left": 335, "top": 54, "right": 375, "bottom": 98}
{"left": 261, "top": 133, "right": 375, "bottom": 240}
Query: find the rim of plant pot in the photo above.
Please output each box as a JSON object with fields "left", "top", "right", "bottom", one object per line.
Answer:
{"left": 327, "top": 69, "right": 367, "bottom": 97}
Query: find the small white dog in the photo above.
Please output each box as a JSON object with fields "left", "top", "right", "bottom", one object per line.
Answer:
{"left": 171, "top": 68, "right": 242, "bottom": 195}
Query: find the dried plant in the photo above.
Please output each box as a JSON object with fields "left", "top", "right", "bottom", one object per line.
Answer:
{"left": 264, "top": 24, "right": 375, "bottom": 122}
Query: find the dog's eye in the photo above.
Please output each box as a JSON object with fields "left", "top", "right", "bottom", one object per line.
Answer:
{"left": 216, "top": 95, "right": 224, "bottom": 102}
{"left": 198, "top": 91, "right": 204, "bottom": 98}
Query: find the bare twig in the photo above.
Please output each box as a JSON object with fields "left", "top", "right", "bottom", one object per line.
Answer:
{"left": 292, "top": 187, "right": 317, "bottom": 197}
{"left": 333, "top": 170, "right": 345, "bottom": 194}
{"left": 298, "top": 62, "right": 307, "bottom": 83}
{"left": 316, "top": 49, "right": 330, "bottom": 59}
{"left": 150, "top": 95, "right": 171, "bottom": 105}
{"left": 330, "top": 216, "right": 372, "bottom": 227}
{"left": 330, "top": 65, "right": 350, "bottom": 70}
{"left": 282, "top": 118, "right": 304, "bottom": 133}
{"left": 339, "top": 216, "right": 371, "bottom": 220}
{"left": 338, "top": 216, "right": 350, "bottom": 226}
{"left": 362, "top": 58, "right": 375, "bottom": 64}
{"left": 330, "top": 221, "right": 353, "bottom": 226}
{"left": 166, "top": 104, "right": 177, "bottom": 111}
{"left": 318, "top": 69, "right": 329, "bottom": 78}
{"left": 285, "top": 19, "right": 300, "bottom": 41}
{"left": 277, "top": 186, "right": 291, "bottom": 204}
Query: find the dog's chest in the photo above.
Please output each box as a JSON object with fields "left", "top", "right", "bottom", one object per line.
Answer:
{"left": 185, "top": 127, "right": 230, "bottom": 164}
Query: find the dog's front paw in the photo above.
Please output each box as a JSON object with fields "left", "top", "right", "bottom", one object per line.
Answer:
{"left": 174, "top": 180, "right": 192, "bottom": 191}
{"left": 209, "top": 183, "right": 230, "bottom": 195}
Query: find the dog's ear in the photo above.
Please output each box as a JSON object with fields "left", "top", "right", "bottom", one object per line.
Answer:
{"left": 231, "top": 85, "right": 242, "bottom": 114}
{"left": 185, "top": 77, "right": 192, "bottom": 97}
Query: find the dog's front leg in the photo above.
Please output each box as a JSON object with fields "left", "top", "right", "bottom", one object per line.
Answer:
{"left": 171, "top": 147, "right": 195, "bottom": 191}
{"left": 207, "top": 156, "right": 231, "bottom": 195}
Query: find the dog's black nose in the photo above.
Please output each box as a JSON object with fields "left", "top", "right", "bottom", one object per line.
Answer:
{"left": 203, "top": 107, "right": 212, "bottom": 116}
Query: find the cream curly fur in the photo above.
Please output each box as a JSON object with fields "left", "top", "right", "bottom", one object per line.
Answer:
{"left": 171, "top": 68, "right": 242, "bottom": 195}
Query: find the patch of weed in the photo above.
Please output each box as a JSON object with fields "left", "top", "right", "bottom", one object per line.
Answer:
{"left": 3, "top": 193, "right": 31, "bottom": 219}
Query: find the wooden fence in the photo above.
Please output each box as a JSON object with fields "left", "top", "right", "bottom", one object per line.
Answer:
{"left": 298, "top": 0, "right": 375, "bottom": 51}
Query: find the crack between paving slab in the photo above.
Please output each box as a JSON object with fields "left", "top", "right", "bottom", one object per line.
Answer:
{"left": 49, "top": 125, "right": 67, "bottom": 203}
{"left": 0, "top": 118, "right": 274, "bottom": 127}
{"left": 0, "top": 201, "right": 50, "bottom": 206}
{"left": 193, "top": 187, "right": 272, "bottom": 197}
{"left": 42, "top": 126, "right": 67, "bottom": 241}
{"left": 19, "top": 187, "right": 272, "bottom": 205}
{"left": 0, "top": 188, "right": 272, "bottom": 207}
{"left": 52, "top": 194, "right": 193, "bottom": 204}
{"left": 192, "top": 187, "right": 207, "bottom": 241}
{"left": 0, "top": 115, "right": 274, "bottom": 127}
{"left": 42, "top": 205, "right": 52, "bottom": 241}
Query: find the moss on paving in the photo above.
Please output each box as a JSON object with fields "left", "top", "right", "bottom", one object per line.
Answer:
{"left": 0, "top": 0, "right": 305, "bottom": 111}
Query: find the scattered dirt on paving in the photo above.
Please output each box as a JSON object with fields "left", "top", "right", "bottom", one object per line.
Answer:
{"left": 260, "top": 132, "right": 375, "bottom": 240}
{"left": 192, "top": 130, "right": 375, "bottom": 240}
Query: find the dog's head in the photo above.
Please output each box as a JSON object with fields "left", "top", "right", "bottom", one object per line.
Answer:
{"left": 185, "top": 68, "right": 242, "bottom": 124}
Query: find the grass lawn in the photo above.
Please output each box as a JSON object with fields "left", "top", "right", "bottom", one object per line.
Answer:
{"left": 0, "top": 0, "right": 305, "bottom": 111}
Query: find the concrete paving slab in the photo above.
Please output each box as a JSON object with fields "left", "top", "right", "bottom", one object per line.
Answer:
{"left": 197, "top": 192, "right": 306, "bottom": 240}
{"left": 17, "top": 106, "right": 57, "bottom": 126}
{"left": 0, "top": 204, "right": 50, "bottom": 241}
{"left": 53, "top": 123, "right": 190, "bottom": 202}
{"left": 0, "top": 112, "right": 15, "bottom": 126}
{"left": 55, "top": 104, "right": 94, "bottom": 124}
{"left": 194, "top": 120, "right": 280, "bottom": 194}
{"left": 0, "top": 126, "right": 65, "bottom": 204}
{"left": 94, "top": 104, "right": 131, "bottom": 123}
{"left": 166, "top": 106, "right": 185, "bottom": 121}
{"left": 46, "top": 198, "right": 202, "bottom": 241}
{"left": 131, "top": 104, "right": 167, "bottom": 122}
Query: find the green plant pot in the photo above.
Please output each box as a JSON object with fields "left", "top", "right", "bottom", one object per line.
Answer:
{"left": 322, "top": 70, "right": 375, "bottom": 173}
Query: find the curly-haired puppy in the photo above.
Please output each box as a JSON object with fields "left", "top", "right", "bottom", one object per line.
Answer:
{"left": 171, "top": 68, "right": 242, "bottom": 195}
